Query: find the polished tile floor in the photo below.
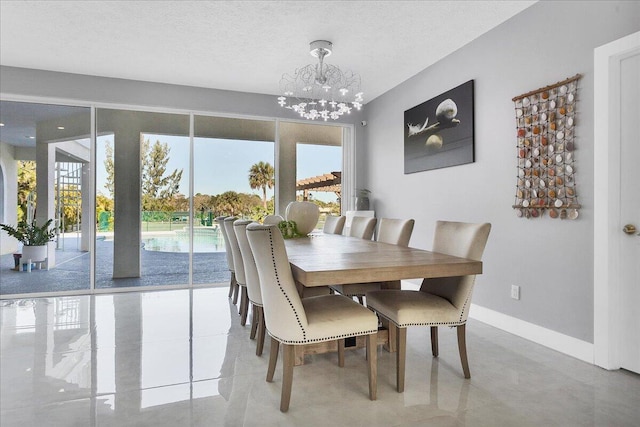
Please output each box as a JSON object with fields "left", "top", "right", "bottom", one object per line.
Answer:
{"left": 1, "top": 287, "right": 639, "bottom": 427}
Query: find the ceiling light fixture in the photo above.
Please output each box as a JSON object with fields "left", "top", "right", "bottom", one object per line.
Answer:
{"left": 57, "top": 126, "right": 65, "bottom": 130}
{"left": 278, "top": 40, "right": 363, "bottom": 121}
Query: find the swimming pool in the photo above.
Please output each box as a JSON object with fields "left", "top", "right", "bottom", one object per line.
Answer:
{"left": 142, "top": 228, "right": 225, "bottom": 253}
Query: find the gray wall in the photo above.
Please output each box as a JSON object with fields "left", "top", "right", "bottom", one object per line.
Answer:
{"left": 361, "top": 0, "right": 640, "bottom": 343}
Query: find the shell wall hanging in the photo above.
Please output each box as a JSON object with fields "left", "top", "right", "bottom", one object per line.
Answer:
{"left": 512, "top": 74, "right": 582, "bottom": 220}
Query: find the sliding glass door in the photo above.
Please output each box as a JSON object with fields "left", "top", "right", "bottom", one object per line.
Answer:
{"left": 193, "top": 116, "right": 275, "bottom": 286}
{"left": 95, "top": 109, "right": 190, "bottom": 289}
{"left": 1, "top": 101, "right": 352, "bottom": 298}
{"left": 0, "top": 100, "right": 92, "bottom": 295}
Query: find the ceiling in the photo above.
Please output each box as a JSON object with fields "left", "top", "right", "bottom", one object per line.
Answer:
{"left": 0, "top": 1, "right": 537, "bottom": 103}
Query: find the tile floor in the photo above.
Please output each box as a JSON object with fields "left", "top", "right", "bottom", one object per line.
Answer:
{"left": 1, "top": 287, "right": 639, "bottom": 427}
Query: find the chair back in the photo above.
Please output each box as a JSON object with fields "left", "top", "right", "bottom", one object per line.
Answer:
{"left": 420, "top": 221, "right": 491, "bottom": 323}
{"left": 215, "top": 216, "right": 234, "bottom": 272}
{"left": 235, "top": 220, "right": 262, "bottom": 305}
{"left": 220, "top": 216, "right": 239, "bottom": 276}
{"left": 347, "top": 216, "right": 377, "bottom": 240}
{"left": 223, "top": 217, "right": 241, "bottom": 281}
{"left": 323, "top": 215, "right": 346, "bottom": 235}
{"left": 377, "top": 218, "right": 415, "bottom": 246}
{"left": 263, "top": 214, "right": 284, "bottom": 225}
{"left": 246, "top": 223, "right": 308, "bottom": 343}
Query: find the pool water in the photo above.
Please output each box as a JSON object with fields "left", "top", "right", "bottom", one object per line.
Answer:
{"left": 142, "top": 228, "right": 225, "bottom": 253}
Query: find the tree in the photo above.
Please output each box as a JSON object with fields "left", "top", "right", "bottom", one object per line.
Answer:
{"left": 141, "top": 138, "right": 183, "bottom": 211}
{"left": 17, "top": 161, "right": 37, "bottom": 222}
{"left": 103, "top": 138, "right": 183, "bottom": 212}
{"left": 248, "top": 161, "right": 275, "bottom": 209}
{"left": 213, "top": 191, "right": 242, "bottom": 216}
{"left": 104, "top": 140, "right": 114, "bottom": 198}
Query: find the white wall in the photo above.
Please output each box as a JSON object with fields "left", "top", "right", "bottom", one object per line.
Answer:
{"left": 361, "top": 1, "right": 640, "bottom": 343}
{"left": 0, "top": 142, "right": 18, "bottom": 254}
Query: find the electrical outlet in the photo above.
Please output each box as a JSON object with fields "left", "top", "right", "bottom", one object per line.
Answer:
{"left": 511, "top": 285, "right": 520, "bottom": 300}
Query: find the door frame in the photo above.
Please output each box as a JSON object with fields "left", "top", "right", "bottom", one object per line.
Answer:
{"left": 593, "top": 31, "right": 640, "bottom": 369}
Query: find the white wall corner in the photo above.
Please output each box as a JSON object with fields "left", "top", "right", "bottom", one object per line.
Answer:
{"left": 470, "top": 304, "right": 594, "bottom": 364}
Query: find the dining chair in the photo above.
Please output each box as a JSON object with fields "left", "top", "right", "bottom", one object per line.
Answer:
{"left": 346, "top": 216, "right": 377, "bottom": 240}
{"left": 263, "top": 214, "right": 284, "bottom": 225}
{"left": 223, "top": 217, "right": 249, "bottom": 325}
{"left": 216, "top": 215, "right": 239, "bottom": 304}
{"left": 331, "top": 218, "right": 415, "bottom": 304}
{"left": 234, "top": 220, "right": 267, "bottom": 356}
{"left": 323, "top": 215, "right": 346, "bottom": 235}
{"left": 366, "top": 221, "right": 491, "bottom": 391}
{"left": 344, "top": 210, "right": 375, "bottom": 236}
{"left": 246, "top": 222, "right": 378, "bottom": 412}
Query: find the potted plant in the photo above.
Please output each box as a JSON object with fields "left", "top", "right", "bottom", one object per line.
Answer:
{"left": 0, "top": 219, "right": 56, "bottom": 265}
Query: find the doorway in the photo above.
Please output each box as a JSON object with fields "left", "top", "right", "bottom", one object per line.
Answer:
{"left": 593, "top": 31, "right": 640, "bottom": 373}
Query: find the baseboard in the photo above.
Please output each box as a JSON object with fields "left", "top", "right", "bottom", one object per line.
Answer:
{"left": 470, "top": 303, "right": 594, "bottom": 364}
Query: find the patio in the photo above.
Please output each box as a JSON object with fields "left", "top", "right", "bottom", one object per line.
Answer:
{"left": 0, "top": 236, "right": 230, "bottom": 296}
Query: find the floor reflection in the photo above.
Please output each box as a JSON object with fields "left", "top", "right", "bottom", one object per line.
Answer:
{"left": 1, "top": 288, "right": 639, "bottom": 427}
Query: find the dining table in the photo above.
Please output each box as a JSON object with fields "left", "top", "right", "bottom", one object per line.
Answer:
{"left": 283, "top": 232, "right": 483, "bottom": 364}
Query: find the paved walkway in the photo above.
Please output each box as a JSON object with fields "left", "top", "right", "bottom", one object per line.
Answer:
{"left": 1, "top": 237, "right": 230, "bottom": 296}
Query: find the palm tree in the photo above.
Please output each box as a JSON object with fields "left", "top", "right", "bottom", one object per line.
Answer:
{"left": 248, "top": 161, "right": 275, "bottom": 209}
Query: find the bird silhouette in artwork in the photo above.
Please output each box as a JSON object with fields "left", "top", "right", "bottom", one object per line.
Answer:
{"left": 406, "top": 99, "right": 461, "bottom": 149}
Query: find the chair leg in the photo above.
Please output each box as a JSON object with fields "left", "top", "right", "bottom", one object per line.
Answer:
{"left": 367, "top": 333, "right": 377, "bottom": 400}
{"left": 250, "top": 304, "right": 258, "bottom": 339}
{"left": 280, "top": 344, "right": 295, "bottom": 412}
{"left": 267, "top": 337, "right": 279, "bottom": 382}
{"left": 231, "top": 273, "right": 239, "bottom": 305}
{"left": 256, "top": 307, "right": 266, "bottom": 356}
{"left": 457, "top": 324, "right": 471, "bottom": 379}
{"left": 431, "top": 326, "right": 439, "bottom": 357}
{"left": 240, "top": 287, "right": 249, "bottom": 326}
{"left": 228, "top": 274, "right": 234, "bottom": 298}
{"left": 396, "top": 326, "right": 407, "bottom": 393}
{"left": 338, "top": 339, "right": 345, "bottom": 367}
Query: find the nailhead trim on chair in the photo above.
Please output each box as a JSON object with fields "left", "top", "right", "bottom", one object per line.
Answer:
{"left": 268, "top": 228, "right": 307, "bottom": 342}
{"left": 371, "top": 276, "right": 478, "bottom": 328}
{"left": 267, "top": 328, "right": 379, "bottom": 345}
{"left": 263, "top": 227, "right": 378, "bottom": 345}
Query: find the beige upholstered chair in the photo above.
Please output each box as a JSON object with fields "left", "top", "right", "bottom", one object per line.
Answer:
{"left": 366, "top": 221, "right": 491, "bottom": 391}
{"left": 246, "top": 222, "right": 378, "bottom": 412}
{"left": 323, "top": 215, "right": 346, "bottom": 235}
{"left": 234, "top": 220, "right": 267, "bottom": 356}
{"left": 346, "top": 216, "right": 377, "bottom": 240}
{"left": 263, "top": 214, "right": 284, "bottom": 225}
{"left": 332, "top": 218, "right": 415, "bottom": 303}
{"left": 223, "top": 217, "right": 249, "bottom": 325}
{"left": 216, "top": 216, "right": 239, "bottom": 303}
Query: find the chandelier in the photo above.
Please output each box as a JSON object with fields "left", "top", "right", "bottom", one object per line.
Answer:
{"left": 278, "top": 40, "right": 363, "bottom": 121}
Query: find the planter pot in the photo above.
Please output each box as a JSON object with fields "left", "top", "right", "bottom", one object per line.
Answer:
{"left": 355, "top": 196, "right": 370, "bottom": 211}
{"left": 22, "top": 245, "right": 48, "bottom": 263}
{"left": 285, "top": 202, "right": 320, "bottom": 235}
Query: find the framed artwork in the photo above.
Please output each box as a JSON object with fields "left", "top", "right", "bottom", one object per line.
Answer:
{"left": 404, "top": 80, "right": 475, "bottom": 174}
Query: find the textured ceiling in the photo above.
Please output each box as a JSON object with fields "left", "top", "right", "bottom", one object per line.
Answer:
{"left": 0, "top": 1, "right": 536, "bottom": 103}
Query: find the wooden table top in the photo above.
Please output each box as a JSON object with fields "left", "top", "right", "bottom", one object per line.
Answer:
{"left": 284, "top": 233, "right": 482, "bottom": 287}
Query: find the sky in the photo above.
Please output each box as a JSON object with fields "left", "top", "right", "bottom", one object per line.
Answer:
{"left": 96, "top": 134, "right": 341, "bottom": 203}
